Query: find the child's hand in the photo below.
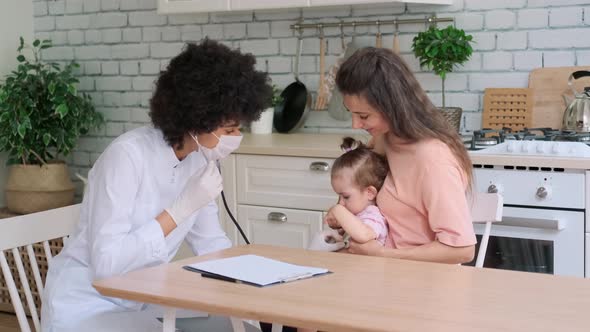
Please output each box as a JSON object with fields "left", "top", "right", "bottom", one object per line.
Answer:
{"left": 347, "top": 239, "right": 385, "bottom": 256}
{"left": 307, "top": 229, "right": 346, "bottom": 252}
{"left": 324, "top": 206, "right": 340, "bottom": 229}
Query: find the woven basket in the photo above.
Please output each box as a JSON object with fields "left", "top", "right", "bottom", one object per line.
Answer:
{"left": 439, "top": 107, "right": 462, "bottom": 132}
{"left": 0, "top": 208, "right": 64, "bottom": 316}
{"left": 5, "top": 163, "right": 75, "bottom": 214}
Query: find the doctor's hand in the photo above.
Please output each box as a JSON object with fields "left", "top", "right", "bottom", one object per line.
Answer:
{"left": 165, "top": 161, "right": 223, "bottom": 226}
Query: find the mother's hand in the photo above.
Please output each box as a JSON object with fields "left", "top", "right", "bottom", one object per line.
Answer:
{"left": 347, "top": 239, "right": 384, "bottom": 256}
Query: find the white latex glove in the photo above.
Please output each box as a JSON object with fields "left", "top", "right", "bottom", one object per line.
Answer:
{"left": 165, "top": 161, "right": 223, "bottom": 226}
{"left": 307, "top": 229, "right": 346, "bottom": 252}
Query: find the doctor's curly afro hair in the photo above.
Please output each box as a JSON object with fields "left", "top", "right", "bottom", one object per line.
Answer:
{"left": 149, "top": 38, "right": 272, "bottom": 148}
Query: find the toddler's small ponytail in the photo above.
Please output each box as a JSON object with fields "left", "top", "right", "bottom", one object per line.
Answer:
{"left": 340, "top": 137, "right": 365, "bottom": 152}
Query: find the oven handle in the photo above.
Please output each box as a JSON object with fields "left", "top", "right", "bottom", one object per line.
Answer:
{"left": 500, "top": 216, "right": 564, "bottom": 231}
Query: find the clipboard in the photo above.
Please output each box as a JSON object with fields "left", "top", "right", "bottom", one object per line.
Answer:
{"left": 183, "top": 254, "right": 331, "bottom": 287}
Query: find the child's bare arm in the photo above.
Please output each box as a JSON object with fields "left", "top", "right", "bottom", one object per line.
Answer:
{"left": 329, "top": 205, "right": 377, "bottom": 243}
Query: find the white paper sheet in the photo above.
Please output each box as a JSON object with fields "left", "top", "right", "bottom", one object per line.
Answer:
{"left": 185, "top": 254, "right": 330, "bottom": 287}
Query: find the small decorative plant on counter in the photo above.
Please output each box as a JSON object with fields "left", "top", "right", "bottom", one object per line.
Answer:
{"left": 412, "top": 25, "right": 474, "bottom": 108}
{"left": 412, "top": 25, "right": 474, "bottom": 132}
{"left": 251, "top": 84, "right": 282, "bottom": 134}
{"left": 271, "top": 84, "right": 283, "bottom": 108}
{"left": 0, "top": 37, "right": 104, "bottom": 213}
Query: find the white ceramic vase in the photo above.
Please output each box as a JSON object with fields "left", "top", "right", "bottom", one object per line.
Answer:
{"left": 251, "top": 107, "right": 274, "bottom": 134}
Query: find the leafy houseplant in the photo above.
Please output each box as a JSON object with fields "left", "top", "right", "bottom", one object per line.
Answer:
{"left": 270, "top": 84, "right": 283, "bottom": 108}
{"left": 412, "top": 25, "right": 474, "bottom": 108}
{"left": 0, "top": 38, "right": 104, "bottom": 213}
{"left": 0, "top": 38, "right": 103, "bottom": 165}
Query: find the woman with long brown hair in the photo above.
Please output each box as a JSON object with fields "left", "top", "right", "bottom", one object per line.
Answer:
{"left": 330, "top": 47, "right": 476, "bottom": 264}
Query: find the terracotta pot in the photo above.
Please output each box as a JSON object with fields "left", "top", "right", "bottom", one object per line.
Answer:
{"left": 5, "top": 162, "right": 75, "bottom": 214}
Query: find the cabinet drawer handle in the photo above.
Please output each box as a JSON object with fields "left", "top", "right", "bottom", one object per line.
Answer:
{"left": 267, "top": 212, "right": 287, "bottom": 223}
{"left": 309, "top": 161, "right": 330, "bottom": 172}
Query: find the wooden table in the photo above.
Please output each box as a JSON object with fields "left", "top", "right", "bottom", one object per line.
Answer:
{"left": 93, "top": 244, "right": 590, "bottom": 332}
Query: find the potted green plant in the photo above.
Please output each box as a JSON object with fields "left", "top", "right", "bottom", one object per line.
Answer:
{"left": 412, "top": 25, "right": 474, "bottom": 131}
{"left": 251, "top": 84, "right": 282, "bottom": 134}
{"left": 0, "top": 38, "right": 104, "bottom": 214}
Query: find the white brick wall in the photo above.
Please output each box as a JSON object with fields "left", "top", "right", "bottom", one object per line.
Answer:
{"left": 482, "top": 52, "right": 513, "bottom": 71}
{"left": 33, "top": 0, "right": 590, "bottom": 174}
{"left": 497, "top": 31, "right": 527, "bottom": 50}
{"left": 485, "top": 10, "right": 516, "bottom": 30}
{"left": 517, "top": 9, "right": 548, "bottom": 28}
{"left": 514, "top": 51, "right": 543, "bottom": 70}
{"left": 549, "top": 7, "right": 583, "bottom": 27}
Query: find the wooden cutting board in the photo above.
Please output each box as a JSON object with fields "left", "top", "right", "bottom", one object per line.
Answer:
{"left": 528, "top": 66, "right": 590, "bottom": 129}
{"left": 482, "top": 88, "right": 533, "bottom": 131}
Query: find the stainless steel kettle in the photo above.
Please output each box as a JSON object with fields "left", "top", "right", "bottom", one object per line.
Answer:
{"left": 562, "top": 70, "right": 590, "bottom": 132}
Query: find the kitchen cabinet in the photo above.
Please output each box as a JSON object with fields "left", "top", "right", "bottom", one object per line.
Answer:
{"left": 236, "top": 155, "right": 335, "bottom": 211}
{"left": 310, "top": 0, "right": 393, "bottom": 5}
{"left": 237, "top": 205, "right": 323, "bottom": 248}
{"left": 231, "top": 0, "right": 309, "bottom": 11}
{"left": 158, "top": 0, "right": 452, "bottom": 14}
{"left": 318, "top": 0, "right": 451, "bottom": 4}
{"left": 586, "top": 234, "right": 590, "bottom": 279}
{"left": 220, "top": 153, "right": 336, "bottom": 249}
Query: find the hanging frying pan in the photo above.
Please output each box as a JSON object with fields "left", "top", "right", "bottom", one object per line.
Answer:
{"left": 274, "top": 33, "right": 311, "bottom": 133}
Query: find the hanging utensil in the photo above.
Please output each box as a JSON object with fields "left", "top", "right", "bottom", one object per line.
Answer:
{"left": 273, "top": 28, "right": 311, "bottom": 133}
{"left": 314, "top": 26, "right": 328, "bottom": 111}
{"left": 320, "top": 23, "right": 346, "bottom": 110}
{"left": 327, "top": 23, "right": 372, "bottom": 122}
{"left": 375, "top": 20, "right": 382, "bottom": 48}
{"left": 340, "top": 22, "right": 346, "bottom": 53}
{"left": 392, "top": 21, "right": 400, "bottom": 54}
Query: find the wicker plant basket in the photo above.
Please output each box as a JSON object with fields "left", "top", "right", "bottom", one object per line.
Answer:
{"left": 439, "top": 107, "right": 463, "bottom": 132}
{"left": 5, "top": 162, "right": 75, "bottom": 214}
{"left": 0, "top": 208, "right": 64, "bottom": 316}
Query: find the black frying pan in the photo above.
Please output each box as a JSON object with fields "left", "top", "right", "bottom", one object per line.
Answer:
{"left": 274, "top": 35, "right": 310, "bottom": 133}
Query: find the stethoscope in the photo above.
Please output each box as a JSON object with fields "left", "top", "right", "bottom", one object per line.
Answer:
{"left": 216, "top": 161, "right": 250, "bottom": 244}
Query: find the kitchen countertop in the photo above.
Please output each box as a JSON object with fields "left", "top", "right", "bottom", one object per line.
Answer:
{"left": 236, "top": 133, "right": 590, "bottom": 170}
{"left": 236, "top": 133, "right": 367, "bottom": 158}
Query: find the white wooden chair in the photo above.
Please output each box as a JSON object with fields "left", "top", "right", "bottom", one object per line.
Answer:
{"left": 0, "top": 204, "right": 81, "bottom": 332}
{"left": 470, "top": 192, "right": 504, "bottom": 268}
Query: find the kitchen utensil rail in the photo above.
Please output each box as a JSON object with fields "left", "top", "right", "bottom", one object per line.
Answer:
{"left": 290, "top": 15, "right": 453, "bottom": 31}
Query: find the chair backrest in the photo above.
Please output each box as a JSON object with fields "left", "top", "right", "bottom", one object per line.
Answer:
{"left": 0, "top": 204, "right": 81, "bottom": 332}
{"left": 470, "top": 192, "right": 503, "bottom": 268}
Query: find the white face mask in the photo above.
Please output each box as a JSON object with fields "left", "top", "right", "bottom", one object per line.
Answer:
{"left": 191, "top": 132, "right": 243, "bottom": 162}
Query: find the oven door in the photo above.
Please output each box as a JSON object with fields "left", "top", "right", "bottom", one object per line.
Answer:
{"left": 469, "top": 206, "right": 585, "bottom": 277}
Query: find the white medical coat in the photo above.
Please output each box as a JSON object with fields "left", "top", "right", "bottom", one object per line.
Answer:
{"left": 41, "top": 126, "right": 232, "bottom": 331}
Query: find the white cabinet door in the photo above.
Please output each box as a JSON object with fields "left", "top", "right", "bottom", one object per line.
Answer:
{"left": 586, "top": 234, "right": 589, "bottom": 278}
{"left": 218, "top": 155, "right": 240, "bottom": 244}
{"left": 311, "top": 0, "right": 390, "bottom": 5}
{"left": 237, "top": 205, "right": 323, "bottom": 249}
{"left": 231, "top": 0, "right": 309, "bottom": 10}
{"left": 157, "top": 0, "right": 230, "bottom": 14}
{"left": 310, "top": 0, "right": 452, "bottom": 5}
{"left": 236, "top": 155, "right": 336, "bottom": 211}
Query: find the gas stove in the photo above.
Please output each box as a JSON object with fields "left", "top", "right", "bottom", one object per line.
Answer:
{"left": 465, "top": 127, "right": 590, "bottom": 154}
{"left": 471, "top": 140, "right": 590, "bottom": 158}
{"left": 467, "top": 127, "right": 590, "bottom": 278}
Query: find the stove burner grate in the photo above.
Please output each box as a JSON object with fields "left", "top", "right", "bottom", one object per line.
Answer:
{"left": 467, "top": 127, "right": 590, "bottom": 150}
